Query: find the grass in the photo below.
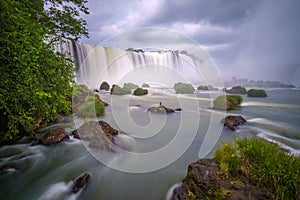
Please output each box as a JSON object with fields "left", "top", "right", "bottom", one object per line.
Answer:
{"left": 214, "top": 136, "right": 300, "bottom": 199}
{"left": 213, "top": 95, "right": 243, "bottom": 110}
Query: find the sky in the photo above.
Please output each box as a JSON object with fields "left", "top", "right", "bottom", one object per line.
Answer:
{"left": 81, "top": 0, "right": 300, "bottom": 85}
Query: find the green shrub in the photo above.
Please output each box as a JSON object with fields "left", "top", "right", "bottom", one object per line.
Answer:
{"left": 111, "top": 84, "right": 131, "bottom": 95}
{"left": 214, "top": 137, "right": 300, "bottom": 199}
{"left": 213, "top": 95, "right": 243, "bottom": 110}
{"left": 174, "top": 82, "right": 195, "bottom": 94}
{"left": 197, "top": 85, "right": 218, "bottom": 91}
{"left": 133, "top": 88, "right": 148, "bottom": 96}
{"left": 247, "top": 89, "right": 267, "bottom": 97}
{"left": 100, "top": 81, "right": 110, "bottom": 91}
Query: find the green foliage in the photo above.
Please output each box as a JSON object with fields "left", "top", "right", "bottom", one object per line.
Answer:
{"left": 213, "top": 95, "right": 243, "bottom": 110}
{"left": 77, "top": 95, "right": 105, "bottom": 117}
{"left": 247, "top": 89, "right": 267, "bottom": 97}
{"left": 214, "top": 137, "right": 300, "bottom": 199}
{"left": 100, "top": 81, "right": 110, "bottom": 91}
{"left": 0, "top": 0, "right": 89, "bottom": 139}
{"left": 133, "top": 88, "right": 148, "bottom": 96}
{"left": 123, "top": 82, "right": 139, "bottom": 90}
{"left": 174, "top": 82, "right": 195, "bottom": 94}
{"left": 111, "top": 84, "right": 131, "bottom": 95}
{"left": 224, "top": 86, "right": 247, "bottom": 94}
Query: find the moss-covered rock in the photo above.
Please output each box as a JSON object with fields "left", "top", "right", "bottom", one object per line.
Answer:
{"left": 133, "top": 88, "right": 148, "bottom": 96}
{"left": 213, "top": 95, "right": 243, "bottom": 110}
{"left": 123, "top": 82, "right": 139, "bottom": 90}
{"left": 197, "top": 85, "right": 218, "bottom": 91}
{"left": 174, "top": 82, "right": 195, "bottom": 94}
{"left": 77, "top": 95, "right": 105, "bottom": 117}
{"left": 224, "top": 86, "right": 247, "bottom": 94}
{"left": 100, "top": 81, "right": 110, "bottom": 91}
{"left": 110, "top": 84, "right": 131, "bottom": 95}
{"left": 247, "top": 89, "right": 267, "bottom": 97}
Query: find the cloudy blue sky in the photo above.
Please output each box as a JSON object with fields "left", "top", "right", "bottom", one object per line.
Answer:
{"left": 81, "top": 0, "right": 300, "bottom": 85}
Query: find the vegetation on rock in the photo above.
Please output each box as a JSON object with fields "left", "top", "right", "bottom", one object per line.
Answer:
{"left": 224, "top": 86, "right": 247, "bottom": 94}
{"left": 214, "top": 137, "right": 300, "bottom": 199}
{"left": 100, "top": 81, "right": 110, "bottom": 91}
{"left": 133, "top": 88, "right": 148, "bottom": 96}
{"left": 213, "top": 95, "right": 243, "bottom": 110}
{"left": 174, "top": 82, "right": 195, "bottom": 94}
{"left": 0, "top": 0, "right": 89, "bottom": 140}
{"left": 197, "top": 85, "right": 218, "bottom": 91}
{"left": 247, "top": 89, "right": 267, "bottom": 97}
{"left": 111, "top": 84, "right": 131, "bottom": 95}
{"left": 123, "top": 82, "right": 139, "bottom": 90}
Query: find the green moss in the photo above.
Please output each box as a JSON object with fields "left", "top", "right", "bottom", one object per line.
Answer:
{"left": 123, "top": 82, "right": 139, "bottom": 90}
{"left": 214, "top": 137, "right": 300, "bottom": 199}
{"left": 133, "top": 88, "right": 148, "bottom": 96}
{"left": 224, "top": 86, "right": 247, "bottom": 94}
{"left": 77, "top": 95, "right": 105, "bottom": 117}
{"left": 213, "top": 95, "right": 243, "bottom": 110}
{"left": 100, "top": 81, "right": 110, "bottom": 91}
{"left": 111, "top": 84, "right": 131, "bottom": 95}
{"left": 247, "top": 89, "right": 267, "bottom": 97}
{"left": 174, "top": 82, "right": 195, "bottom": 94}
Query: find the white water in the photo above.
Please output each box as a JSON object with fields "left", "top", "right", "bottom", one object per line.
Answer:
{"left": 58, "top": 40, "right": 222, "bottom": 89}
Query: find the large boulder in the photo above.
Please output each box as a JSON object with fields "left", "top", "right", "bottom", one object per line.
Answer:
{"left": 123, "top": 82, "right": 139, "bottom": 90}
{"left": 172, "top": 158, "right": 270, "bottom": 200}
{"left": 247, "top": 89, "right": 267, "bottom": 97}
{"left": 72, "top": 173, "right": 91, "bottom": 193}
{"left": 72, "top": 120, "right": 118, "bottom": 152}
{"left": 224, "top": 86, "right": 247, "bottom": 94}
{"left": 147, "top": 103, "right": 181, "bottom": 114}
{"left": 100, "top": 81, "right": 110, "bottom": 91}
{"left": 213, "top": 95, "right": 243, "bottom": 111}
{"left": 39, "top": 127, "right": 69, "bottom": 145}
{"left": 174, "top": 82, "right": 195, "bottom": 94}
{"left": 133, "top": 87, "right": 148, "bottom": 96}
{"left": 110, "top": 84, "right": 131, "bottom": 95}
{"left": 221, "top": 115, "right": 246, "bottom": 131}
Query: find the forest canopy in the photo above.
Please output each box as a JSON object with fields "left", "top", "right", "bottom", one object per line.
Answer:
{"left": 0, "top": 0, "right": 89, "bottom": 139}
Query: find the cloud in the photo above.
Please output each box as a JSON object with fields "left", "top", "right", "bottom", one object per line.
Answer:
{"left": 81, "top": 0, "right": 300, "bottom": 84}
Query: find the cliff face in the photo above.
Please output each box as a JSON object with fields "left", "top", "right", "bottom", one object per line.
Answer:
{"left": 172, "top": 158, "right": 271, "bottom": 200}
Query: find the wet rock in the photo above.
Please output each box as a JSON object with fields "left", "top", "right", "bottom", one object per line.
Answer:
{"left": 221, "top": 115, "right": 246, "bottom": 131}
{"left": 98, "top": 120, "right": 118, "bottom": 137}
{"left": 0, "top": 163, "right": 16, "bottom": 175}
{"left": 72, "top": 173, "right": 90, "bottom": 193}
{"left": 172, "top": 158, "right": 270, "bottom": 200}
{"left": 89, "top": 135, "right": 116, "bottom": 152}
{"left": 39, "top": 127, "right": 69, "bottom": 145}
{"left": 147, "top": 104, "right": 181, "bottom": 114}
{"left": 71, "top": 121, "right": 117, "bottom": 152}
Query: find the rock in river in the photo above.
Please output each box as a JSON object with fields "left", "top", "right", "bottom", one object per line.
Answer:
{"left": 39, "top": 127, "right": 69, "bottom": 145}
{"left": 221, "top": 115, "right": 246, "bottom": 131}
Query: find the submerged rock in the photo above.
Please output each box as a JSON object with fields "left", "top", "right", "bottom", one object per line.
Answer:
{"left": 39, "top": 127, "right": 69, "bottom": 145}
{"left": 221, "top": 115, "right": 246, "bottom": 131}
{"left": 172, "top": 158, "right": 270, "bottom": 200}
{"left": 72, "top": 173, "right": 90, "bottom": 193}
{"left": 0, "top": 163, "right": 17, "bottom": 175}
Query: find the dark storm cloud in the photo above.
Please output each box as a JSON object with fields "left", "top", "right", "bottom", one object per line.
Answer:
{"left": 81, "top": 0, "right": 300, "bottom": 84}
{"left": 148, "top": 0, "right": 259, "bottom": 27}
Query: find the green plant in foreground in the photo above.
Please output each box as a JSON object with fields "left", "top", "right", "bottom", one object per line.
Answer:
{"left": 214, "top": 137, "right": 300, "bottom": 199}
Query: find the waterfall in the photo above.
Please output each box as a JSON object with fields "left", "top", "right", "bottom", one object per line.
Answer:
{"left": 59, "top": 40, "right": 208, "bottom": 89}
